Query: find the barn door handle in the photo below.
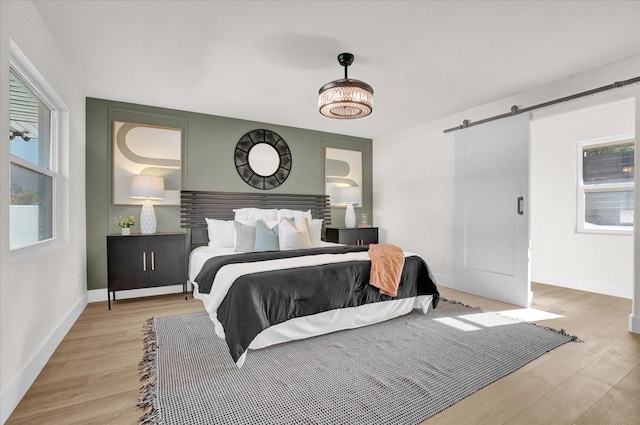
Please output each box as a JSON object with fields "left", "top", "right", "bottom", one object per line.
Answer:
{"left": 517, "top": 197, "right": 524, "bottom": 215}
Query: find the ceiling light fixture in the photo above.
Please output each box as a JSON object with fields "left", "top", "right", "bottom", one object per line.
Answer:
{"left": 318, "top": 53, "right": 373, "bottom": 119}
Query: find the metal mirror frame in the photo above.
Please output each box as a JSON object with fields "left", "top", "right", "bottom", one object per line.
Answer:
{"left": 234, "top": 129, "right": 292, "bottom": 190}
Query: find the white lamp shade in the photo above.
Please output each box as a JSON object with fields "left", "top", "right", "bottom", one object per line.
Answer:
{"left": 339, "top": 186, "right": 360, "bottom": 206}
{"left": 130, "top": 175, "right": 165, "bottom": 200}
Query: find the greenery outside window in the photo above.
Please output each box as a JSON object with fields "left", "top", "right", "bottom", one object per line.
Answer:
{"left": 577, "top": 134, "right": 634, "bottom": 235}
{"left": 9, "top": 65, "right": 58, "bottom": 251}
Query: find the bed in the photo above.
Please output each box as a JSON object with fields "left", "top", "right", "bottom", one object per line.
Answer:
{"left": 181, "top": 190, "right": 440, "bottom": 367}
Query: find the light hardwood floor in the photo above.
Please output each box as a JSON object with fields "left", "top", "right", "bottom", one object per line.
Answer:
{"left": 6, "top": 283, "right": 639, "bottom": 425}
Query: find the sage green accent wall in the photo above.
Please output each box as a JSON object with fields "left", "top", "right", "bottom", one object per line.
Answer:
{"left": 86, "top": 98, "right": 372, "bottom": 290}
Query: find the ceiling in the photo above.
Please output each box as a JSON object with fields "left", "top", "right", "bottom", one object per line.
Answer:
{"left": 34, "top": 1, "right": 640, "bottom": 139}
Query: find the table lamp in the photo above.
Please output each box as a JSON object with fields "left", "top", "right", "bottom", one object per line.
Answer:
{"left": 130, "top": 174, "right": 165, "bottom": 234}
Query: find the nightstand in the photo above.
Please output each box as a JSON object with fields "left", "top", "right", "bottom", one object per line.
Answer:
{"left": 106, "top": 232, "right": 186, "bottom": 309}
{"left": 325, "top": 227, "right": 379, "bottom": 246}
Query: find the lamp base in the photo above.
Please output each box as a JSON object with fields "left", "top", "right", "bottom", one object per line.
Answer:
{"left": 345, "top": 203, "right": 356, "bottom": 228}
{"left": 140, "top": 200, "right": 157, "bottom": 234}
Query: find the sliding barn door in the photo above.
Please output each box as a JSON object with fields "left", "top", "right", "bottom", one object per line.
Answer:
{"left": 454, "top": 114, "right": 532, "bottom": 307}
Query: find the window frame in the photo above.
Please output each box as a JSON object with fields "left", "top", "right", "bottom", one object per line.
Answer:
{"left": 576, "top": 133, "right": 634, "bottom": 236}
{"left": 9, "top": 41, "right": 68, "bottom": 262}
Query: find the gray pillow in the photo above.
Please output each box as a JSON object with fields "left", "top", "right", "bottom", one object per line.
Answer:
{"left": 233, "top": 221, "right": 256, "bottom": 252}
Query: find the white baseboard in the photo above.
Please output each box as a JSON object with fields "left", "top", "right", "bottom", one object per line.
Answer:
{"left": 433, "top": 274, "right": 454, "bottom": 289}
{"left": 437, "top": 273, "right": 632, "bottom": 302}
{"left": 1, "top": 294, "right": 88, "bottom": 425}
{"left": 531, "top": 273, "right": 632, "bottom": 299}
{"left": 630, "top": 314, "right": 640, "bottom": 334}
{"left": 87, "top": 284, "right": 188, "bottom": 303}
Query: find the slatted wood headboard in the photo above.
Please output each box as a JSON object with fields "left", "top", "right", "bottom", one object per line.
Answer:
{"left": 180, "top": 190, "right": 332, "bottom": 248}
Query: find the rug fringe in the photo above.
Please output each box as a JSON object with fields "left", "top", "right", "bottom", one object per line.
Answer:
{"left": 520, "top": 321, "right": 583, "bottom": 343}
{"left": 138, "top": 317, "right": 159, "bottom": 425}
{"left": 441, "top": 297, "right": 582, "bottom": 343}
{"left": 440, "top": 297, "right": 481, "bottom": 310}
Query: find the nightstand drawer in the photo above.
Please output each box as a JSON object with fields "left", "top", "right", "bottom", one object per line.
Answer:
{"left": 325, "top": 227, "right": 378, "bottom": 245}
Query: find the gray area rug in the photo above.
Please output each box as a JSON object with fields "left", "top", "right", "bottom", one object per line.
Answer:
{"left": 138, "top": 299, "right": 578, "bottom": 425}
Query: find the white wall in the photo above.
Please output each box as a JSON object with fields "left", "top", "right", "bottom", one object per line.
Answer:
{"left": 373, "top": 55, "right": 639, "bottom": 295}
{"left": 531, "top": 97, "right": 634, "bottom": 299}
{"left": 632, "top": 88, "right": 640, "bottom": 334}
{"left": 0, "top": 1, "right": 87, "bottom": 422}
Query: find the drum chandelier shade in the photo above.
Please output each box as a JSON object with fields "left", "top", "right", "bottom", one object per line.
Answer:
{"left": 318, "top": 53, "right": 374, "bottom": 119}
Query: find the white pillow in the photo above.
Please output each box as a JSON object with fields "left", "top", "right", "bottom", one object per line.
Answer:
{"left": 205, "top": 218, "right": 235, "bottom": 248}
{"left": 277, "top": 209, "right": 312, "bottom": 222}
{"left": 278, "top": 217, "right": 313, "bottom": 250}
{"left": 308, "top": 219, "right": 323, "bottom": 247}
{"left": 233, "top": 208, "right": 278, "bottom": 227}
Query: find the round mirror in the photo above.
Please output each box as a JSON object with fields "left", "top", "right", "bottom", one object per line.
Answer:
{"left": 248, "top": 143, "right": 280, "bottom": 176}
{"left": 235, "top": 129, "right": 291, "bottom": 190}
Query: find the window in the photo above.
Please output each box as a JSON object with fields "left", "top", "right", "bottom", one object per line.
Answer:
{"left": 9, "top": 69, "right": 56, "bottom": 250}
{"left": 9, "top": 42, "right": 67, "bottom": 258}
{"left": 577, "top": 134, "right": 634, "bottom": 234}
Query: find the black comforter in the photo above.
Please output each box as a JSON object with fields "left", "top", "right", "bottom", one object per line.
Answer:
{"left": 195, "top": 247, "right": 440, "bottom": 363}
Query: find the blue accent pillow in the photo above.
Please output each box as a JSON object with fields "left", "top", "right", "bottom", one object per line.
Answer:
{"left": 253, "top": 219, "right": 279, "bottom": 251}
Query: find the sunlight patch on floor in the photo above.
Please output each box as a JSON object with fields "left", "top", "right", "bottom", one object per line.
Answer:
{"left": 434, "top": 313, "right": 516, "bottom": 331}
{"left": 497, "top": 308, "right": 564, "bottom": 322}
{"left": 433, "top": 317, "right": 482, "bottom": 331}
{"left": 434, "top": 309, "right": 564, "bottom": 332}
{"left": 458, "top": 312, "right": 520, "bottom": 328}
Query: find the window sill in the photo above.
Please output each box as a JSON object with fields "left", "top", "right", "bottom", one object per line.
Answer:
{"left": 10, "top": 237, "right": 66, "bottom": 264}
{"left": 576, "top": 225, "right": 633, "bottom": 236}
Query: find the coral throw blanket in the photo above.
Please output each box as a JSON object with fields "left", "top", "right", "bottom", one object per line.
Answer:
{"left": 368, "top": 243, "right": 405, "bottom": 297}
